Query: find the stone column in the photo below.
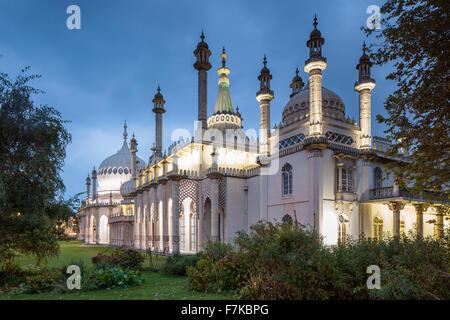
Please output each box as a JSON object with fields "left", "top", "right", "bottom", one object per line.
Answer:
{"left": 139, "top": 192, "right": 146, "bottom": 250}
{"left": 153, "top": 185, "right": 159, "bottom": 251}
{"left": 171, "top": 179, "right": 181, "bottom": 253}
{"left": 211, "top": 178, "right": 219, "bottom": 242}
{"left": 304, "top": 61, "right": 327, "bottom": 136}
{"left": 413, "top": 203, "right": 428, "bottom": 238}
{"left": 133, "top": 197, "right": 140, "bottom": 249}
{"left": 161, "top": 183, "right": 168, "bottom": 251}
{"left": 387, "top": 201, "right": 405, "bottom": 237}
{"left": 308, "top": 150, "right": 323, "bottom": 232}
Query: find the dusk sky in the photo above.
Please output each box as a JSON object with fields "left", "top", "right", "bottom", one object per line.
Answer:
{"left": 0, "top": 0, "right": 392, "bottom": 199}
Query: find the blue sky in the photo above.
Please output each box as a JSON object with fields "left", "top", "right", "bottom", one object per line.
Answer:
{"left": 0, "top": 0, "right": 392, "bottom": 198}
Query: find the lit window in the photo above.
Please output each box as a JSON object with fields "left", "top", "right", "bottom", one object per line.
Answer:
{"left": 338, "top": 167, "right": 354, "bottom": 192}
{"left": 374, "top": 216, "right": 383, "bottom": 241}
{"left": 282, "top": 164, "right": 293, "bottom": 196}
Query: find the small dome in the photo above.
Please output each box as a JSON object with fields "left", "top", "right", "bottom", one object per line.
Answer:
{"left": 120, "top": 179, "right": 135, "bottom": 198}
{"left": 282, "top": 82, "right": 346, "bottom": 125}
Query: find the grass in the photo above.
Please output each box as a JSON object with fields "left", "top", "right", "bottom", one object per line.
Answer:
{"left": 1, "top": 240, "right": 235, "bottom": 300}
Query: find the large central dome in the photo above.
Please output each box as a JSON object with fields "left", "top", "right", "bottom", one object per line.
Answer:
{"left": 97, "top": 130, "right": 145, "bottom": 196}
{"left": 282, "top": 82, "right": 346, "bottom": 125}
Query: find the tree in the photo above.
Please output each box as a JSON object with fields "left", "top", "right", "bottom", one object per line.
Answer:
{"left": 0, "top": 67, "right": 73, "bottom": 265}
{"left": 365, "top": 0, "right": 449, "bottom": 202}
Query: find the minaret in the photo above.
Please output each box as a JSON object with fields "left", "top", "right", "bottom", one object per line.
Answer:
{"left": 256, "top": 55, "right": 274, "bottom": 157}
{"left": 91, "top": 167, "right": 97, "bottom": 199}
{"left": 354, "top": 42, "right": 376, "bottom": 149}
{"left": 290, "top": 67, "right": 304, "bottom": 98}
{"left": 86, "top": 175, "right": 91, "bottom": 201}
{"left": 193, "top": 31, "right": 212, "bottom": 130}
{"left": 152, "top": 85, "right": 165, "bottom": 160}
{"left": 304, "top": 14, "right": 327, "bottom": 136}
{"left": 130, "top": 133, "right": 138, "bottom": 176}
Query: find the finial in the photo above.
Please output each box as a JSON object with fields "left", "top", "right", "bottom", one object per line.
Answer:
{"left": 295, "top": 66, "right": 299, "bottom": 76}
{"left": 313, "top": 14, "right": 318, "bottom": 29}
{"left": 221, "top": 46, "right": 227, "bottom": 68}
{"left": 200, "top": 30, "right": 205, "bottom": 41}
{"left": 123, "top": 120, "right": 128, "bottom": 141}
{"left": 263, "top": 54, "right": 267, "bottom": 67}
{"left": 362, "top": 41, "right": 367, "bottom": 55}
{"left": 157, "top": 84, "right": 161, "bottom": 93}
{"left": 236, "top": 106, "right": 239, "bottom": 113}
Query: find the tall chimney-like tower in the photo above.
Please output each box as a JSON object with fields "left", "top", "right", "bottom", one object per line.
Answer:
{"left": 86, "top": 175, "right": 91, "bottom": 201}
{"left": 256, "top": 55, "right": 274, "bottom": 157}
{"left": 91, "top": 167, "right": 97, "bottom": 199}
{"left": 304, "top": 14, "right": 327, "bottom": 137}
{"left": 130, "top": 133, "right": 138, "bottom": 176}
{"left": 152, "top": 85, "right": 165, "bottom": 160}
{"left": 193, "top": 31, "right": 212, "bottom": 130}
{"left": 354, "top": 42, "right": 376, "bottom": 149}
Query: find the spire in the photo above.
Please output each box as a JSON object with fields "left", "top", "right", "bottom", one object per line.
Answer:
{"left": 221, "top": 46, "right": 227, "bottom": 68}
{"left": 213, "top": 47, "right": 234, "bottom": 115}
{"left": 313, "top": 13, "right": 318, "bottom": 29}
{"left": 290, "top": 67, "right": 304, "bottom": 98}
{"left": 123, "top": 120, "right": 128, "bottom": 141}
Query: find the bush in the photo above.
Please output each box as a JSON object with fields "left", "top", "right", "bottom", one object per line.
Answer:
{"left": 162, "top": 253, "right": 200, "bottom": 276}
{"left": 186, "top": 241, "right": 241, "bottom": 293}
{"left": 81, "top": 267, "right": 144, "bottom": 291}
{"left": 22, "top": 268, "right": 63, "bottom": 294}
{"left": 92, "top": 248, "right": 144, "bottom": 270}
{"left": 186, "top": 221, "right": 450, "bottom": 300}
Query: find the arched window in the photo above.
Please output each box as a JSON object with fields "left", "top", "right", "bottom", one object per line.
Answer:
{"left": 282, "top": 164, "right": 293, "bottom": 196}
{"left": 190, "top": 214, "right": 196, "bottom": 251}
{"left": 374, "top": 167, "right": 382, "bottom": 189}
{"left": 374, "top": 216, "right": 383, "bottom": 241}
{"left": 282, "top": 214, "right": 293, "bottom": 224}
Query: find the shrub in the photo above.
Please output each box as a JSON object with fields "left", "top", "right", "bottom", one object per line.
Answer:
{"left": 162, "top": 253, "right": 200, "bottom": 276}
{"left": 81, "top": 267, "right": 144, "bottom": 291}
{"left": 187, "top": 241, "right": 241, "bottom": 293}
{"left": 186, "top": 221, "right": 450, "bottom": 300}
{"left": 92, "top": 248, "right": 144, "bottom": 270}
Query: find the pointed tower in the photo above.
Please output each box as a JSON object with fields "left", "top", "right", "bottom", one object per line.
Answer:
{"left": 91, "top": 167, "right": 97, "bottom": 200}
{"left": 289, "top": 67, "right": 304, "bottom": 98}
{"left": 207, "top": 47, "right": 242, "bottom": 131}
{"left": 152, "top": 85, "right": 165, "bottom": 160}
{"left": 130, "top": 133, "right": 138, "bottom": 177}
{"left": 256, "top": 55, "right": 274, "bottom": 156}
{"left": 354, "top": 42, "right": 376, "bottom": 149}
{"left": 304, "top": 14, "right": 327, "bottom": 136}
{"left": 194, "top": 31, "right": 212, "bottom": 130}
{"left": 86, "top": 175, "right": 91, "bottom": 201}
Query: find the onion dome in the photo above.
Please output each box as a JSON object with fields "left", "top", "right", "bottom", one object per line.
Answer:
{"left": 289, "top": 67, "right": 304, "bottom": 98}
{"left": 356, "top": 42, "right": 375, "bottom": 84}
{"left": 152, "top": 85, "right": 165, "bottom": 114}
{"left": 193, "top": 31, "right": 212, "bottom": 71}
{"left": 97, "top": 123, "right": 145, "bottom": 195}
{"left": 120, "top": 179, "right": 135, "bottom": 198}
{"left": 306, "top": 14, "right": 326, "bottom": 63}
{"left": 283, "top": 82, "right": 347, "bottom": 125}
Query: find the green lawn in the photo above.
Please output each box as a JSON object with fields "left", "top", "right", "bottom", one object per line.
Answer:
{"left": 2, "top": 240, "right": 234, "bottom": 300}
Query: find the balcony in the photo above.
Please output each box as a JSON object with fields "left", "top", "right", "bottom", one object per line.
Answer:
{"left": 109, "top": 214, "right": 134, "bottom": 224}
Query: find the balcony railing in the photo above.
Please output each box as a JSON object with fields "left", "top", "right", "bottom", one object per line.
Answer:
{"left": 370, "top": 187, "right": 394, "bottom": 199}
